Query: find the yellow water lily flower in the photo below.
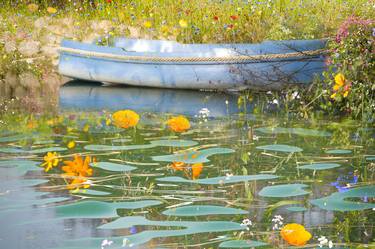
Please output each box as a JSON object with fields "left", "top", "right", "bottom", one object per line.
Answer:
{"left": 112, "top": 110, "right": 140, "bottom": 129}
{"left": 67, "top": 141, "right": 76, "bottom": 149}
{"left": 280, "top": 223, "right": 312, "bottom": 246}
{"left": 167, "top": 115, "right": 190, "bottom": 132}
{"left": 41, "top": 152, "right": 60, "bottom": 172}
{"left": 179, "top": 19, "right": 188, "bottom": 28}
{"left": 83, "top": 124, "right": 90, "bottom": 132}
{"left": 47, "top": 7, "right": 57, "bottom": 14}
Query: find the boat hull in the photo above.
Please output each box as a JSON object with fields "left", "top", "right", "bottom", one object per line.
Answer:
{"left": 58, "top": 39, "right": 327, "bottom": 90}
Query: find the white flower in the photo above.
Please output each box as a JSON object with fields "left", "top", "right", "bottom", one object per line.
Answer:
{"left": 328, "top": 240, "right": 333, "bottom": 248}
{"left": 272, "top": 99, "right": 279, "bottom": 105}
{"left": 241, "top": 218, "right": 252, "bottom": 226}
{"left": 225, "top": 100, "right": 229, "bottom": 105}
{"left": 318, "top": 236, "right": 333, "bottom": 248}
{"left": 271, "top": 215, "right": 283, "bottom": 230}
{"left": 101, "top": 239, "right": 113, "bottom": 249}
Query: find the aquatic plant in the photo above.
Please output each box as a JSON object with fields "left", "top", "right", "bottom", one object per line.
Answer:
{"left": 112, "top": 110, "right": 140, "bottom": 129}
{"left": 41, "top": 151, "right": 61, "bottom": 172}
{"left": 62, "top": 154, "right": 94, "bottom": 190}
{"left": 167, "top": 115, "right": 190, "bottom": 132}
{"left": 280, "top": 223, "right": 312, "bottom": 246}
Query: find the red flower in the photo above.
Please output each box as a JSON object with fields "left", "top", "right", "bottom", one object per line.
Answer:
{"left": 230, "top": 15, "right": 238, "bottom": 21}
{"left": 227, "top": 24, "right": 234, "bottom": 29}
{"left": 213, "top": 16, "right": 219, "bottom": 21}
{"left": 106, "top": 0, "right": 112, "bottom": 3}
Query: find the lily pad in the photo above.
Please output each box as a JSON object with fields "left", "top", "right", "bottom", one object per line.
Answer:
{"left": 162, "top": 205, "right": 247, "bottom": 216}
{"left": 219, "top": 240, "right": 268, "bottom": 248}
{"left": 73, "top": 189, "right": 111, "bottom": 196}
{"left": 152, "top": 147, "right": 235, "bottom": 164}
{"left": 299, "top": 163, "right": 341, "bottom": 170}
{"left": 97, "top": 216, "right": 244, "bottom": 246}
{"left": 85, "top": 139, "right": 197, "bottom": 151}
{"left": 256, "top": 127, "right": 331, "bottom": 137}
{"left": 157, "top": 174, "right": 278, "bottom": 185}
{"left": 259, "top": 184, "right": 310, "bottom": 197}
{"left": 90, "top": 162, "right": 136, "bottom": 172}
{"left": 325, "top": 149, "right": 352, "bottom": 154}
{"left": 310, "top": 185, "right": 375, "bottom": 211}
{"left": 256, "top": 144, "right": 303, "bottom": 153}
{"left": 56, "top": 200, "right": 162, "bottom": 219}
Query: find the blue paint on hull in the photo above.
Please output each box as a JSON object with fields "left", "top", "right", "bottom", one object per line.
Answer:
{"left": 58, "top": 38, "right": 327, "bottom": 90}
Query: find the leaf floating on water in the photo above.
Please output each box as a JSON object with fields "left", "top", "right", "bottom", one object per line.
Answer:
{"left": 0, "top": 147, "right": 67, "bottom": 154}
{"left": 162, "top": 205, "right": 247, "bottom": 216}
{"left": 219, "top": 240, "right": 268, "bottom": 248}
{"left": 73, "top": 189, "right": 111, "bottom": 196}
{"left": 256, "top": 144, "right": 303, "bottom": 153}
{"left": 56, "top": 200, "right": 162, "bottom": 219}
{"left": 259, "top": 184, "right": 310, "bottom": 197}
{"left": 310, "top": 185, "right": 375, "bottom": 211}
{"left": 299, "top": 163, "right": 341, "bottom": 170}
{"left": 255, "top": 127, "right": 331, "bottom": 137}
{"left": 157, "top": 174, "right": 278, "bottom": 185}
{"left": 97, "top": 216, "right": 244, "bottom": 246}
{"left": 84, "top": 139, "right": 198, "bottom": 151}
{"left": 152, "top": 147, "right": 235, "bottom": 164}
{"left": 325, "top": 149, "right": 352, "bottom": 154}
{"left": 90, "top": 162, "right": 136, "bottom": 172}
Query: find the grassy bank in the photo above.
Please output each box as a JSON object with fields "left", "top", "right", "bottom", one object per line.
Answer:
{"left": 1, "top": 0, "right": 373, "bottom": 43}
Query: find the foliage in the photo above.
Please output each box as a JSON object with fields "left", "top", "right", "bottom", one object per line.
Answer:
{"left": 280, "top": 16, "right": 374, "bottom": 120}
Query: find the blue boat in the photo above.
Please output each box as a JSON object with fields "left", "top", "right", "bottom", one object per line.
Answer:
{"left": 58, "top": 38, "right": 327, "bottom": 90}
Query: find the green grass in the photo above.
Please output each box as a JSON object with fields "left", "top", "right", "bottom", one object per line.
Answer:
{"left": 1, "top": 0, "right": 373, "bottom": 43}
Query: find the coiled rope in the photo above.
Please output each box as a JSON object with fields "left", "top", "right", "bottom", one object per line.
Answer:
{"left": 59, "top": 47, "right": 327, "bottom": 64}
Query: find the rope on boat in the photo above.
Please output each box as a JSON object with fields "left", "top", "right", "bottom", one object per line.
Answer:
{"left": 59, "top": 47, "right": 327, "bottom": 63}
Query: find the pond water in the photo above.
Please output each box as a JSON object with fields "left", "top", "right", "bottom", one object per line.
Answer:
{"left": 0, "top": 83, "right": 374, "bottom": 249}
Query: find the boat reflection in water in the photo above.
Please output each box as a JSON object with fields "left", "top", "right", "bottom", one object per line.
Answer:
{"left": 59, "top": 81, "right": 263, "bottom": 117}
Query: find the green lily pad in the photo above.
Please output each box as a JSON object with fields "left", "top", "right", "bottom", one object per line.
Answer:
{"left": 56, "top": 200, "right": 162, "bottom": 219}
{"left": 152, "top": 147, "right": 235, "bottom": 164}
{"left": 365, "top": 156, "right": 375, "bottom": 161}
{"left": 0, "top": 146, "right": 67, "bottom": 154}
{"left": 256, "top": 127, "right": 331, "bottom": 137}
{"left": 259, "top": 184, "right": 310, "bottom": 197}
{"left": 256, "top": 144, "right": 303, "bottom": 153}
{"left": 84, "top": 139, "right": 197, "bottom": 151}
{"left": 162, "top": 205, "right": 247, "bottom": 216}
{"left": 97, "top": 216, "right": 244, "bottom": 246}
{"left": 219, "top": 240, "right": 268, "bottom": 248}
{"left": 325, "top": 149, "right": 352, "bottom": 154}
{"left": 73, "top": 189, "right": 111, "bottom": 196}
{"left": 157, "top": 174, "right": 278, "bottom": 185}
{"left": 299, "top": 163, "right": 341, "bottom": 170}
{"left": 310, "top": 185, "right": 375, "bottom": 211}
{"left": 90, "top": 162, "right": 136, "bottom": 172}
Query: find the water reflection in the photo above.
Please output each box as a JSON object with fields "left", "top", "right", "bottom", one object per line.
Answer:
{"left": 60, "top": 81, "right": 247, "bottom": 117}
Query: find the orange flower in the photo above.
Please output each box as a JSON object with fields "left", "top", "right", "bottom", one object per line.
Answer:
{"left": 280, "top": 223, "right": 312, "bottom": 246}
{"left": 62, "top": 154, "right": 93, "bottom": 177}
{"left": 191, "top": 163, "right": 203, "bottom": 180}
{"left": 167, "top": 115, "right": 190, "bottom": 132}
{"left": 112, "top": 110, "right": 140, "bottom": 129}
{"left": 62, "top": 155, "right": 94, "bottom": 190}
{"left": 170, "top": 162, "right": 186, "bottom": 171}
